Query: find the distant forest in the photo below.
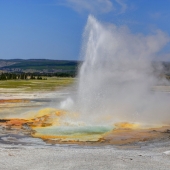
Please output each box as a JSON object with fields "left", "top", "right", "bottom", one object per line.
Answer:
{"left": 0, "top": 72, "right": 77, "bottom": 80}
{"left": 0, "top": 59, "right": 170, "bottom": 80}
{"left": 0, "top": 59, "right": 81, "bottom": 79}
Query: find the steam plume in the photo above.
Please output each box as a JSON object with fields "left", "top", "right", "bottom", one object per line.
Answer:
{"left": 62, "top": 15, "right": 170, "bottom": 126}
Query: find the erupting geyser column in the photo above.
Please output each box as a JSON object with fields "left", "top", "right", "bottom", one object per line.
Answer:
{"left": 64, "top": 15, "right": 170, "bottom": 126}
{"left": 73, "top": 16, "right": 169, "bottom": 125}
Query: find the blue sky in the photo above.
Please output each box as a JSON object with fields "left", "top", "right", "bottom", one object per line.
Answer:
{"left": 0, "top": 0, "right": 170, "bottom": 61}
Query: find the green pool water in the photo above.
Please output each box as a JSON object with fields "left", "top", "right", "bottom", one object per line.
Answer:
{"left": 35, "top": 125, "right": 113, "bottom": 136}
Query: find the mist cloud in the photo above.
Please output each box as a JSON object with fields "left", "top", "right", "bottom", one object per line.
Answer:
{"left": 61, "top": 16, "right": 170, "bottom": 126}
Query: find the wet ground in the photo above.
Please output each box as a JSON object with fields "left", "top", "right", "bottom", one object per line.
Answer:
{"left": 0, "top": 86, "right": 170, "bottom": 148}
{"left": 0, "top": 86, "right": 170, "bottom": 169}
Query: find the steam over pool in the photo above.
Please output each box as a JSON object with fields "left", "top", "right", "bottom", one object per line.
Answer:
{"left": 61, "top": 15, "right": 170, "bottom": 126}
{"left": 1, "top": 15, "right": 170, "bottom": 144}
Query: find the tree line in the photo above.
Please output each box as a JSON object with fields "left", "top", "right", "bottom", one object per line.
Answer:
{"left": 0, "top": 73, "right": 44, "bottom": 80}
{"left": 0, "top": 72, "right": 76, "bottom": 80}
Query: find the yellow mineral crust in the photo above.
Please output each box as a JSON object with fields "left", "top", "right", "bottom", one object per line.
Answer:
{"left": 114, "top": 122, "right": 140, "bottom": 129}
{"left": 0, "top": 107, "right": 170, "bottom": 146}
{"left": 0, "top": 99, "right": 29, "bottom": 103}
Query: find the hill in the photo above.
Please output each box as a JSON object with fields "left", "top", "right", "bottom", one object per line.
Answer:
{"left": 0, "top": 59, "right": 80, "bottom": 74}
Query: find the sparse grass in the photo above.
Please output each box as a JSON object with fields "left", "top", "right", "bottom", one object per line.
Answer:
{"left": 0, "top": 77, "right": 75, "bottom": 92}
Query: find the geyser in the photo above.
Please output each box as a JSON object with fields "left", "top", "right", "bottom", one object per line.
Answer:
{"left": 63, "top": 15, "right": 170, "bottom": 126}
{"left": 2, "top": 16, "right": 170, "bottom": 144}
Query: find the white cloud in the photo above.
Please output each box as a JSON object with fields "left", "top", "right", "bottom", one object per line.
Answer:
{"left": 115, "top": 0, "right": 127, "bottom": 14}
{"left": 150, "top": 11, "right": 170, "bottom": 21}
{"left": 59, "top": 0, "right": 127, "bottom": 15}
{"left": 150, "top": 12, "right": 161, "bottom": 20}
{"left": 64, "top": 0, "right": 113, "bottom": 14}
